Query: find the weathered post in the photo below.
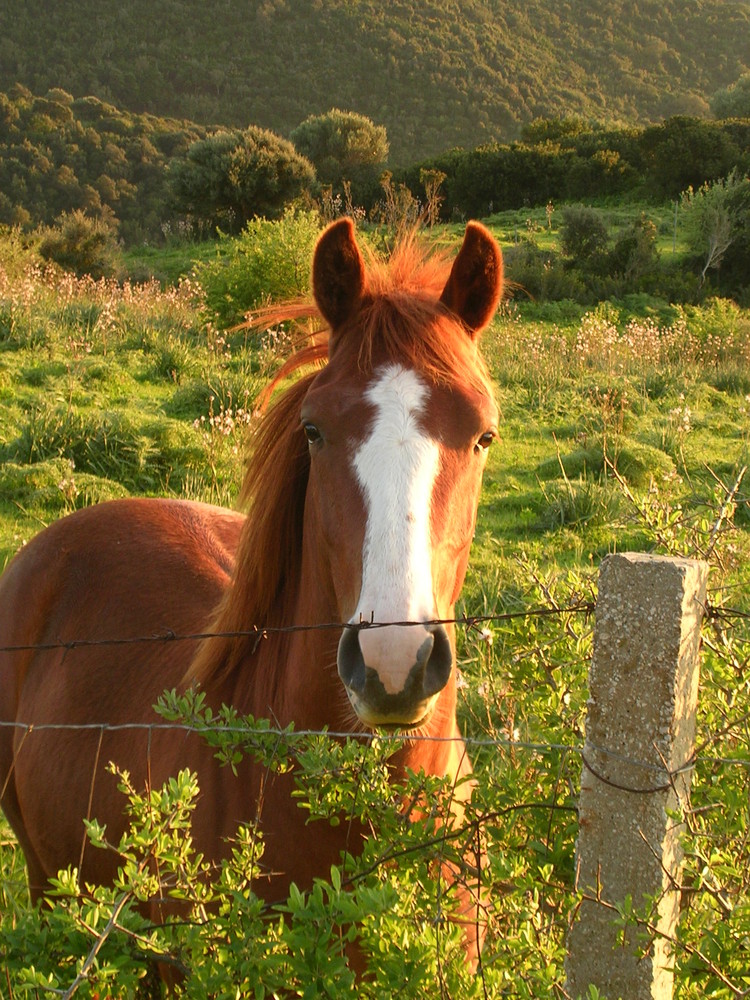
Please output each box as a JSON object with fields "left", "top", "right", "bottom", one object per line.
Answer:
{"left": 566, "top": 553, "right": 708, "bottom": 1000}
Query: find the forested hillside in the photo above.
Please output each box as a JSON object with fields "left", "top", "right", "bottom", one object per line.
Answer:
{"left": 0, "top": 0, "right": 748, "bottom": 163}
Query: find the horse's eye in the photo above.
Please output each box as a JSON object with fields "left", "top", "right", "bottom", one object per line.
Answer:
{"left": 303, "top": 422, "right": 322, "bottom": 445}
{"left": 475, "top": 431, "right": 495, "bottom": 453}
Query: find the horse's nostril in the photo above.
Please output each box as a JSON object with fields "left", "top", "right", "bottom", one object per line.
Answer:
{"left": 337, "top": 625, "right": 367, "bottom": 694}
{"left": 422, "top": 624, "right": 453, "bottom": 697}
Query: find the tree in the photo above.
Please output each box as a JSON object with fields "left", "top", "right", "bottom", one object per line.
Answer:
{"left": 710, "top": 73, "right": 750, "bottom": 119}
{"left": 37, "top": 210, "right": 121, "bottom": 279}
{"left": 560, "top": 205, "right": 609, "bottom": 263}
{"left": 290, "top": 109, "right": 388, "bottom": 190}
{"left": 420, "top": 168, "right": 446, "bottom": 226}
{"left": 170, "top": 127, "right": 315, "bottom": 231}
{"left": 680, "top": 171, "right": 750, "bottom": 288}
{"left": 608, "top": 213, "right": 659, "bottom": 285}
{"left": 639, "top": 116, "right": 743, "bottom": 199}
{"left": 520, "top": 116, "right": 592, "bottom": 146}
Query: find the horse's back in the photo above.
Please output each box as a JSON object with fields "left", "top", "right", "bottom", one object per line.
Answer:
{"left": 0, "top": 497, "right": 245, "bottom": 894}
{"left": 0, "top": 496, "right": 243, "bottom": 676}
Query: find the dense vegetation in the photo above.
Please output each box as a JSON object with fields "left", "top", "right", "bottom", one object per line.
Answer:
{"left": 402, "top": 115, "right": 750, "bottom": 212}
{"left": 0, "top": 213, "right": 749, "bottom": 997}
{"left": 4, "top": 83, "right": 750, "bottom": 308}
{"left": 1, "top": 0, "right": 749, "bottom": 163}
{"left": 0, "top": 85, "right": 210, "bottom": 242}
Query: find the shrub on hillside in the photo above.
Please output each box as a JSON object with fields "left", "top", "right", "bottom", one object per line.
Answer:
{"left": 193, "top": 208, "right": 322, "bottom": 328}
{"left": 169, "top": 127, "right": 316, "bottom": 232}
{"left": 560, "top": 205, "right": 609, "bottom": 265}
{"left": 37, "top": 210, "right": 121, "bottom": 279}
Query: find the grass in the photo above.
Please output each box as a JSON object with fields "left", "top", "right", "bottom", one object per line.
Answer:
{"left": 485, "top": 197, "right": 692, "bottom": 257}
{"left": 1, "top": 226, "right": 749, "bottom": 996}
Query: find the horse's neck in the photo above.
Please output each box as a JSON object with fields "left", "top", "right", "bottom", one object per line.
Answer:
{"left": 226, "top": 532, "right": 345, "bottom": 730}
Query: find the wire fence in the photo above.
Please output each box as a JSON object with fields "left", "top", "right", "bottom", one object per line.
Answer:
{"left": 0, "top": 602, "right": 596, "bottom": 655}
{"left": 0, "top": 596, "right": 746, "bottom": 656}
{"left": 1, "top": 597, "right": 748, "bottom": 787}
{"left": 2, "top": 589, "right": 749, "bottom": 997}
{"left": 1, "top": 718, "right": 747, "bottom": 794}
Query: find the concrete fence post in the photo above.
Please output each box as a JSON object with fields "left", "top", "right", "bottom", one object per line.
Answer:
{"left": 565, "top": 552, "right": 709, "bottom": 1000}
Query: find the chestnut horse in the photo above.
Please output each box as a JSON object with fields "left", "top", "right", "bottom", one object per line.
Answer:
{"left": 0, "top": 219, "right": 502, "bottom": 964}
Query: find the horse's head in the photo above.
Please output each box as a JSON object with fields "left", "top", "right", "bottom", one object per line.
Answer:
{"left": 303, "top": 219, "right": 502, "bottom": 729}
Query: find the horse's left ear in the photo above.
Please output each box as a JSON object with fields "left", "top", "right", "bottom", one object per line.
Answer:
{"left": 312, "top": 218, "right": 367, "bottom": 332}
{"left": 440, "top": 222, "right": 503, "bottom": 337}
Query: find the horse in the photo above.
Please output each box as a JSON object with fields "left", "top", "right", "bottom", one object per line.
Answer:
{"left": 0, "top": 218, "right": 503, "bottom": 969}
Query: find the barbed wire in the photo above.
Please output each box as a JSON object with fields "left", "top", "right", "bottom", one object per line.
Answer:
{"left": 0, "top": 598, "right": 747, "bottom": 657}
{"left": 0, "top": 602, "right": 595, "bottom": 655}
{"left": 0, "top": 599, "right": 747, "bottom": 800}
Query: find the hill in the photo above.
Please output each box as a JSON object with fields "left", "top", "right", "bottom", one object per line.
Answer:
{"left": 0, "top": 0, "right": 748, "bottom": 164}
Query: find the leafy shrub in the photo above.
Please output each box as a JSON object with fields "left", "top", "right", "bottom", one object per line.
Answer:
{"left": 0, "top": 224, "right": 40, "bottom": 279}
{"left": 608, "top": 213, "right": 660, "bottom": 285}
{"left": 503, "top": 239, "right": 588, "bottom": 302}
{"left": 37, "top": 210, "right": 121, "bottom": 279}
{"left": 559, "top": 205, "right": 609, "bottom": 264}
{"left": 0, "top": 705, "right": 493, "bottom": 997}
{"left": 291, "top": 108, "right": 389, "bottom": 189}
{"left": 169, "top": 127, "right": 316, "bottom": 231}
{"left": 193, "top": 207, "right": 322, "bottom": 328}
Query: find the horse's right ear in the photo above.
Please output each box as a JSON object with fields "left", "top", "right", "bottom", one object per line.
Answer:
{"left": 312, "top": 218, "right": 367, "bottom": 332}
{"left": 440, "top": 221, "right": 503, "bottom": 337}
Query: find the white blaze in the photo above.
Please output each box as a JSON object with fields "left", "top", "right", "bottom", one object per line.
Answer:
{"left": 351, "top": 364, "right": 440, "bottom": 693}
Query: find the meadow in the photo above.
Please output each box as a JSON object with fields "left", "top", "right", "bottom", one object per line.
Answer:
{"left": 0, "top": 215, "right": 749, "bottom": 997}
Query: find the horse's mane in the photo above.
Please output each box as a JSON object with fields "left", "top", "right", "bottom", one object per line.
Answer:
{"left": 187, "top": 229, "right": 493, "bottom": 690}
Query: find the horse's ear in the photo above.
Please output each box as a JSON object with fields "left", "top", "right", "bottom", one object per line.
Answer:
{"left": 312, "top": 218, "right": 367, "bottom": 332}
{"left": 439, "top": 221, "right": 503, "bottom": 337}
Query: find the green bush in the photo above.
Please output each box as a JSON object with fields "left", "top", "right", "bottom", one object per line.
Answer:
{"left": 559, "top": 205, "right": 609, "bottom": 265}
{"left": 503, "top": 239, "right": 588, "bottom": 303}
{"left": 169, "top": 127, "right": 316, "bottom": 232}
{"left": 291, "top": 108, "right": 389, "bottom": 190}
{"left": 37, "top": 210, "right": 121, "bottom": 279}
{"left": 193, "top": 207, "right": 322, "bottom": 328}
{"left": 608, "top": 213, "right": 660, "bottom": 285}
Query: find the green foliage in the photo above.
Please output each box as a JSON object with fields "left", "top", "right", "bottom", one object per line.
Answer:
{"left": 401, "top": 116, "right": 750, "bottom": 227}
{"left": 291, "top": 108, "right": 388, "bottom": 189}
{"left": 37, "top": 210, "right": 121, "bottom": 279}
{"left": 680, "top": 171, "right": 750, "bottom": 293}
{"left": 0, "top": 712, "right": 485, "bottom": 996}
{"left": 560, "top": 205, "right": 610, "bottom": 264}
{"left": 1, "top": 1, "right": 750, "bottom": 165}
{"left": 640, "top": 116, "right": 749, "bottom": 199}
{"left": 710, "top": 72, "right": 750, "bottom": 119}
{"left": 192, "top": 207, "right": 322, "bottom": 327}
{"left": 169, "top": 127, "right": 316, "bottom": 231}
{"left": 3, "top": 75, "right": 750, "bottom": 257}
{"left": 0, "top": 87, "right": 208, "bottom": 242}
{"left": 608, "top": 213, "right": 660, "bottom": 285}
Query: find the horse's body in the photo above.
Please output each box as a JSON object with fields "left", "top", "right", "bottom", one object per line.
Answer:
{"left": 0, "top": 219, "right": 502, "bottom": 962}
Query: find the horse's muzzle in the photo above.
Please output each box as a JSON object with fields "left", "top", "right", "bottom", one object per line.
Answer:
{"left": 337, "top": 622, "right": 453, "bottom": 728}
